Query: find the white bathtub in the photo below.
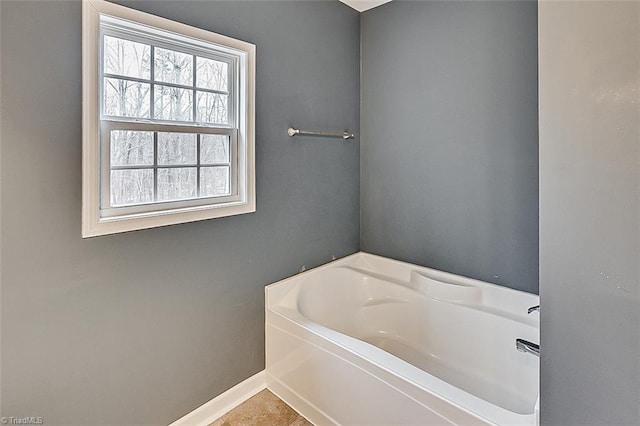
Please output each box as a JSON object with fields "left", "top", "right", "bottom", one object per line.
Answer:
{"left": 265, "top": 252, "right": 539, "bottom": 425}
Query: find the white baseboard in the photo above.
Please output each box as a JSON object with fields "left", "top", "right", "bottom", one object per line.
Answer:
{"left": 169, "top": 371, "right": 266, "bottom": 426}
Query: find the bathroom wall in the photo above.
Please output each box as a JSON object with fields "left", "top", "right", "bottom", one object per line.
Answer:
{"left": 360, "top": 0, "right": 539, "bottom": 293}
{"left": 0, "top": 0, "right": 359, "bottom": 423}
{"left": 539, "top": 1, "right": 640, "bottom": 424}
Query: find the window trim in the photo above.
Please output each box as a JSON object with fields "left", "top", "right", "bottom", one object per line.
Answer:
{"left": 82, "top": 0, "right": 255, "bottom": 237}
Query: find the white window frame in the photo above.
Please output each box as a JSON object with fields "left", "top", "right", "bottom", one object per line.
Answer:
{"left": 82, "top": 0, "right": 255, "bottom": 238}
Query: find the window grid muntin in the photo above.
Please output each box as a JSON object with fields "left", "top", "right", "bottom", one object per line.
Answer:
{"left": 101, "top": 73, "right": 231, "bottom": 97}
{"left": 100, "top": 75, "right": 230, "bottom": 124}
{"left": 192, "top": 56, "right": 198, "bottom": 130}
{"left": 150, "top": 44, "right": 155, "bottom": 121}
{"left": 110, "top": 163, "right": 230, "bottom": 170}
{"left": 196, "top": 133, "right": 201, "bottom": 197}
{"left": 153, "top": 131, "right": 158, "bottom": 200}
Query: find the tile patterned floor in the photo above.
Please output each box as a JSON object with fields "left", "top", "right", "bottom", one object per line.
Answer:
{"left": 209, "top": 389, "right": 313, "bottom": 426}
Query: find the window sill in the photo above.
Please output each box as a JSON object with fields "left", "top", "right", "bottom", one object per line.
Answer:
{"left": 83, "top": 199, "right": 255, "bottom": 237}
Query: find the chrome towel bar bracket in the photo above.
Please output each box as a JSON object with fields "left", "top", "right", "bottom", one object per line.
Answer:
{"left": 288, "top": 126, "right": 355, "bottom": 140}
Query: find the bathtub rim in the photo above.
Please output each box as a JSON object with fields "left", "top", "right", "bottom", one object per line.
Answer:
{"left": 267, "top": 251, "right": 539, "bottom": 307}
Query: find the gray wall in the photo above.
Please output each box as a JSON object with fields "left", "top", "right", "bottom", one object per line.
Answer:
{"left": 539, "top": 1, "right": 640, "bottom": 424}
{"left": 0, "top": 1, "right": 359, "bottom": 423}
{"left": 361, "top": 0, "right": 539, "bottom": 293}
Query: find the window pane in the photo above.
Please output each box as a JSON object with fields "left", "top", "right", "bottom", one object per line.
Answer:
{"left": 157, "top": 167, "right": 197, "bottom": 201}
{"left": 196, "top": 57, "right": 228, "bottom": 92}
{"left": 104, "top": 35, "right": 151, "bottom": 79}
{"left": 200, "top": 166, "right": 230, "bottom": 197}
{"left": 154, "top": 85, "right": 193, "bottom": 122}
{"left": 111, "top": 131, "right": 154, "bottom": 166}
{"left": 196, "top": 92, "right": 228, "bottom": 124}
{"left": 110, "top": 169, "right": 154, "bottom": 206}
{"left": 104, "top": 78, "right": 150, "bottom": 118}
{"left": 154, "top": 48, "right": 193, "bottom": 86}
{"left": 158, "top": 133, "right": 196, "bottom": 165}
{"left": 154, "top": 85, "right": 193, "bottom": 121}
{"left": 201, "top": 134, "right": 230, "bottom": 164}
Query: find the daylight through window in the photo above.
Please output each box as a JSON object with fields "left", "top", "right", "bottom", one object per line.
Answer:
{"left": 83, "top": 0, "right": 255, "bottom": 237}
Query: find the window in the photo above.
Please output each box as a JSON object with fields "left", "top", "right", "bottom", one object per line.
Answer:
{"left": 82, "top": 0, "right": 255, "bottom": 237}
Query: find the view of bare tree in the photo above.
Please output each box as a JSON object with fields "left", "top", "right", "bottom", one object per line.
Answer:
{"left": 103, "top": 35, "right": 232, "bottom": 207}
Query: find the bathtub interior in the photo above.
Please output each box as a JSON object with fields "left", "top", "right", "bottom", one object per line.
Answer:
{"left": 269, "top": 252, "right": 540, "bottom": 418}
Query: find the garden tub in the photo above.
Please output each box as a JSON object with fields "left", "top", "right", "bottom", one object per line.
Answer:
{"left": 265, "top": 252, "right": 539, "bottom": 425}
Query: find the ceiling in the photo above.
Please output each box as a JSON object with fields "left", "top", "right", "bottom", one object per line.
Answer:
{"left": 339, "top": 0, "right": 393, "bottom": 12}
